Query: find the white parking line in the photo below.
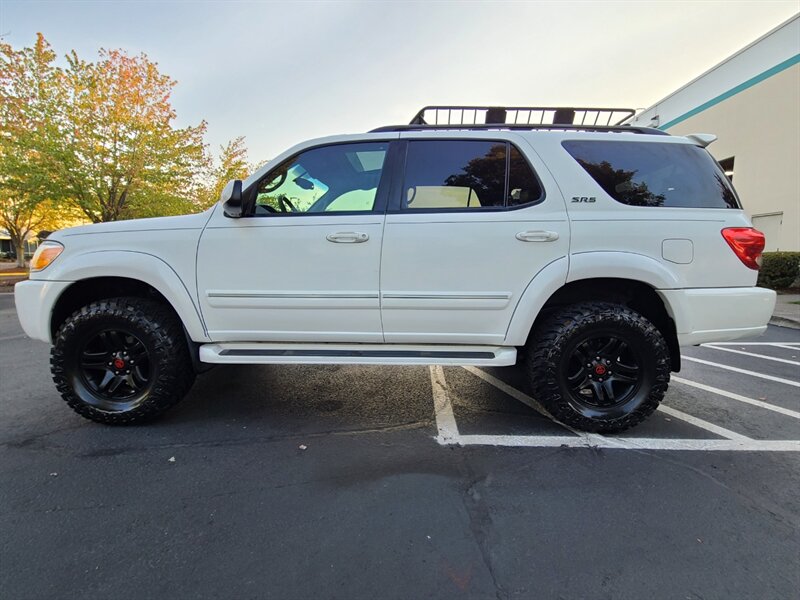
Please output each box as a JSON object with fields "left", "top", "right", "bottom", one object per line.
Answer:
{"left": 455, "top": 435, "right": 800, "bottom": 452}
{"left": 428, "top": 366, "right": 800, "bottom": 452}
{"left": 771, "top": 343, "right": 800, "bottom": 351}
{"left": 657, "top": 404, "right": 750, "bottom": 441}
{"left": 461, "top": 366, "right": 608, "bottom": 445}
{"left": 460, "top": 366, "right": 746, "bottom": 443}
{"left": 701, "top": 344, "right": 800, "bottom": 366}
{"left": 706, "top": 342, "right": 800, "bottom": 346}
{"left": 461, "top": 367, "right": 550, "bottom": 418}
{"left": 682, "top": 356, "right": 800, "bottom": 388}
{"left": 429, "top": 365, "right": 459, "bottom": 444}
{"left": 672, "top": 376, "right": 800, "bottom": 420}
{"left": 0, "top": 334, "right": 27, "bottom": 342}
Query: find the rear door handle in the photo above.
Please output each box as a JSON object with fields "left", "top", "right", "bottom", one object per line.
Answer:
{"left": 326, "top": 231, "right": 369, "bottom": 243}
{"left": 516, "top": 230, "right": 559, "bottom": 242}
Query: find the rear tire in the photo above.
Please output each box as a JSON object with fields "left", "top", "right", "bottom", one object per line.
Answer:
{"left": 525, "top": 302, "right": 670, "bottom": 433}
{"left": 51, "top": 297, "right": 195, "bottom": 425}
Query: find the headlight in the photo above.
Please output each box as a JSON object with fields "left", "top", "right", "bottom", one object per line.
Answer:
{"left": 29, "top": 241, "right": 64, "bottom": 272}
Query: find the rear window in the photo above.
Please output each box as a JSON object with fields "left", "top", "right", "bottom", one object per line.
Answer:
{"left": 562, "top": 140, "right": 740, "bottom": 209}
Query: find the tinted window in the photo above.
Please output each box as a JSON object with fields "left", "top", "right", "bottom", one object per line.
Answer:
{"left": 563, "top": 140, "right": 739, "bottom": 209}
{"left": 402, "top": 141, "right": 542, "bottom": 210}
{"left": 254, "top": 142, "right": 387, "bottom": 214}
{"left": 508, "top": 144, "right": 543, "bottom": 207}
{"left": 403, "top": 141, "right": 505, "bottom": 209}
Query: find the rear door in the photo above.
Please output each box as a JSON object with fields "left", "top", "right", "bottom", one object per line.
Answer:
{"left": 379, "top": 133, "right": 570, "bottom": 345}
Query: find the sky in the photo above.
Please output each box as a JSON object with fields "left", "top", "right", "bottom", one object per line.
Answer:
{"left": 1, "top": 0, "right": 798, "bottom": 164}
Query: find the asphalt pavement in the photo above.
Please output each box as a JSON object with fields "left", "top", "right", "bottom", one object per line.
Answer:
{"left": 1, "top": 293, "right": 798, "bottom": 600}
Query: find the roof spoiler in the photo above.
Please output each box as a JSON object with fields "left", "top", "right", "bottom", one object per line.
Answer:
{"left": 686, "top": 133, "right": 717, "bottom": 148}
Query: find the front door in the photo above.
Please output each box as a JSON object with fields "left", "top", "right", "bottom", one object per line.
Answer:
{"left": 197, "top": 140, "right": 394, "bottom": 343}
{"left": 379, "top": 134, "right": 570, "bottom": 345}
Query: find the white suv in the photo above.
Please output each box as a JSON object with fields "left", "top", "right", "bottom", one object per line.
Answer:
{"left": 15, "top": 106, "right": 776, "bottom": 432}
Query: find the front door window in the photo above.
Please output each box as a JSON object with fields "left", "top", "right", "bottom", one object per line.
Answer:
{"left": 254, "top": 143, "right": 389, "bottom": 215}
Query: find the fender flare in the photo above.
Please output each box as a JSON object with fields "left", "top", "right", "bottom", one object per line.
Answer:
{"left": 568, "top": 251, "right": 680, "bottom": 289}
{"left": 505, "top": 257, "right": 569, "bottom": 345}
{"left": 505, "top": 251, "right": 679, "bottom": 346}
{"left": 46, "top": 250, "right": 209, "bottom": 342}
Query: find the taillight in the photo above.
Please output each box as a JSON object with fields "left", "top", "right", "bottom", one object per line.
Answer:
{"left": 721, "top": 227, "right": 765, "bottom": 270}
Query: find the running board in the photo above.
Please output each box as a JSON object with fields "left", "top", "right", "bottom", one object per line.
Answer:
{"left": 199, "top": 343, "right": 517, "bottom": 366}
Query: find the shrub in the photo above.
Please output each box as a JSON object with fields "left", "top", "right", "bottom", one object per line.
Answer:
{"left": 757, "top": 252, "right": 800, "bottom": 290}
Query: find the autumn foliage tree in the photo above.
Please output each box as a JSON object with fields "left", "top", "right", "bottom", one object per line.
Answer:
{"left": 201, "top": 136, "right": 251, "bottom": 209}
{"left": 1, "top": 33, "right": 256, "bottom": 265}
{"left": 0, "top": 34, "right": 65, "bottom": 266}
{"left": 53, "top": 48, "right": 209, "bottom": 222}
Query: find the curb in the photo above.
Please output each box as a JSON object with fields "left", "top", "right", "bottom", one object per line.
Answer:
{"left": 769, "top": 316, "right": 800, "bottom": 330}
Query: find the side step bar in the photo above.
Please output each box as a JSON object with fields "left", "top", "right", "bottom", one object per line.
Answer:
{"left": 199, "top": 343, "right": 517, "bottom": 366}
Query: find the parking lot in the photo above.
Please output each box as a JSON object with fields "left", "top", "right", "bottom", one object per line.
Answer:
{"left": 1, "top": 293, "right": 798, "bottom": 599}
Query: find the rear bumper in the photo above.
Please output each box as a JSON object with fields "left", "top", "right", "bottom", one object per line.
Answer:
{"left": 14, "top": 279, "right": 72, "bottom": 343}
{"left": 657, "top": 287, "right": 776, "bottom": 346}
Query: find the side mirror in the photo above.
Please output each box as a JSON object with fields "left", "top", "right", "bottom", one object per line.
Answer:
{"left": 221, "top": 179, "right": 244, "bottom": 218}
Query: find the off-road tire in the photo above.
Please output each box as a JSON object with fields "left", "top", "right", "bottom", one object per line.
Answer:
{"left": 51, "top": 297, "right": 195, "bottom": 425}
{"left": 525, "top": 302, "right": 670, "bottom": 433}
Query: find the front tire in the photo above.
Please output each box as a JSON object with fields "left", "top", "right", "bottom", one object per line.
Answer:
{"left": 525, "top": 302, "right": 670, "bottom": 433}
{"left": 51, "top": 297, "right": 195, "bottom": 425}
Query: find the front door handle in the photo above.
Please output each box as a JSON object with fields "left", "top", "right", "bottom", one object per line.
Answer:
{"left": 326, "top": 231, "right": 369, "bottom": 243}
{"left": 516, "top": 230, "right": 559, "bottom": 242}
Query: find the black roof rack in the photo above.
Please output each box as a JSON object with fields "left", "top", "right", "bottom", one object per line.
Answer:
{"left": 411, "top": 105, "right": 636, "bottom": 126}
{"left": 370, "top": 105, "right": 667, "bottom": 136}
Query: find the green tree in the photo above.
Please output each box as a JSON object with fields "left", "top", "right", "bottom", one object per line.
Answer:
{"left": 0, "top": 34, "right": 64, "bottom": 266}
{"left": 201, "top": 136, "right": 251, "bottom": 209}
{"left": 575, "top": 159, "right": 666, "bottom": 207}
{"left": 52, "top": 47, "right": 209, "bottom": 222}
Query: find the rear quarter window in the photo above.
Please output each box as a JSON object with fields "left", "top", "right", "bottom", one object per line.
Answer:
{"left": 562, "top": 140, "right": 740, "bottom": 209}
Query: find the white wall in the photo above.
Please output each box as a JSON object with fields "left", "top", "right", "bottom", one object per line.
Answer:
{"left": 631, "top": 14, "right": 799, "bottom": 129}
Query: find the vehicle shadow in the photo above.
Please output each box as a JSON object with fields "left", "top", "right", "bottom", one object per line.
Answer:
{"left": 164, "top": 363, "right": 438, "bottom": 435}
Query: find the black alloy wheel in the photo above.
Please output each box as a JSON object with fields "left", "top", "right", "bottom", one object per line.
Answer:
{"left": 76, "top": 328, "right": 154, "bottom": 411}
{"left": 563, "top": 332, "right": 643, "bottom": 418}
{"left": 51, "top": 297, "right": 195, "bottom": 425}
{"left": 525, "top": 301, "right": 671, "bottom": 433}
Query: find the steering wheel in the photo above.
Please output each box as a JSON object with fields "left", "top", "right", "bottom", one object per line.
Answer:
{"left": 277, "top": 194, "right": 297, "bottom": 213}
{"left": 261, "top": 171, "right": 287, "bottom": 194}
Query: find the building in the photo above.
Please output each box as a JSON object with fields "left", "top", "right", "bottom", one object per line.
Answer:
{"left": 0, "top": 229, "right": 39, "bottom": 259}
{"left": 629, "top": 14, "right": 800, "bottom": 251}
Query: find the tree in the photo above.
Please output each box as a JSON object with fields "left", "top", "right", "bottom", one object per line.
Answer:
{"left": 200, "top": 136, "right": 251, "bottom": 209}
{"left": 576, "top": 159, "right": 666, "bottom": 207}
{"left": 51, "top": 48, "right": 209, "bottom": 222}
{"left": 0, "top": 197, "right": 47, "bottom": 266}
{"left": 445, "top": 143, "right": 507, "bottom": 204}
{"left": 0, "top": 34, "right": 64, "bottom": 266}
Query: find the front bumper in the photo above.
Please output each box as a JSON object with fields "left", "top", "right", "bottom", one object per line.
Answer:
{"left": 657, "top": 287, "right": 776, "bottom": 346}
{"left": 14, "top": 280, "right": 73, "bottom": 343}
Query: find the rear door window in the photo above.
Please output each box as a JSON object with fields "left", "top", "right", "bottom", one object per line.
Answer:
{"left": 400, "top": 140, "right": 543, "bottom": 210}
{"left": 562, "top": 140, "right": 740, "bottom": 209}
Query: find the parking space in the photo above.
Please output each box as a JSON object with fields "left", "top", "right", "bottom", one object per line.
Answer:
{"left": 1, "top": 294, "right": 799, "bottom": 599}
{"left": 430, "top": 335, "right": 800, "bottom": 451}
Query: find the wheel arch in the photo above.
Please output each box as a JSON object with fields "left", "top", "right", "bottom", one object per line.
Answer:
{"left": 47, "top": 251, "right": 208, "bottom": 343}
{"left": 509, "top": 275, "right": 681, "bottom": 372}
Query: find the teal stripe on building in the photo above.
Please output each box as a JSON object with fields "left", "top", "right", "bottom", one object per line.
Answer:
{"left": 660, "top": 53, "right": 800, "bottom": 130}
